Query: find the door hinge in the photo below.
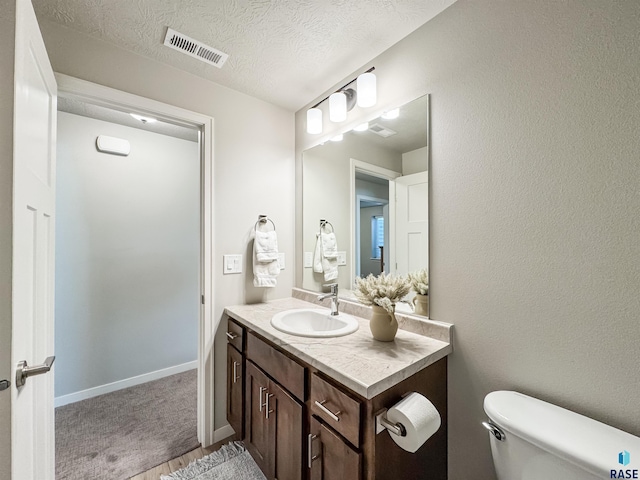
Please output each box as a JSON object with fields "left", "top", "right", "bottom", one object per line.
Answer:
{"left": 201, "top": 295, "right": 205, "bottom": 304}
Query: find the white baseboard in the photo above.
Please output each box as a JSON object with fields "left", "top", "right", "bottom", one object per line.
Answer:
{"left": 213, "top": 424, "right": 236, "bottom": 443}
{"left": 54, "top": 360, "right": 198, "bottom": 408}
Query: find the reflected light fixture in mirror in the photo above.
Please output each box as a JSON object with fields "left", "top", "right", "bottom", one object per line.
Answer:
{"left": 382, "top": 108, "right": 400, "bottom": 120}
{"left": 305, "top": 67, "right": 376, "bottom": 134}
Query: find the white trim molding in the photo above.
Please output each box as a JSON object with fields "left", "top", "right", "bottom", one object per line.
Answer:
{"left": 54, "top": 361, "right": 198, "bottom": 408}
{"left": 213, "top": 424, "right": 236, "bottom": 443}
{"left": 55, "top": 73, "right": 216, "bottom": 446}
{"left": 349, "top": 158, "right": 401, "bottom": 288}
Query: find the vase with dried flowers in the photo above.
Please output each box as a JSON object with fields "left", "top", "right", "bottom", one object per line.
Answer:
{"left": 354, "top": 273, "right": 410, "bottom": 341}
{"left": 408, "top": 269, "right": 429, "bottom": 316}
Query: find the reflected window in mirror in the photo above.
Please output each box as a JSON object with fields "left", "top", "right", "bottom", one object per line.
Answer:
{"left": 301, "top": 94, "right": 429, "bottom": 317}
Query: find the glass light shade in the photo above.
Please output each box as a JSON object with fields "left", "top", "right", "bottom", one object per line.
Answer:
{"left": 382, "top": 108, "right": 399, "bottom": 120}
{"left": 329, "top": 92, "right": 347, "bottom": 122}
{"left": 356, "top": 72, "right": 376, "bottom": 107}
{"left": 330, "top": 134, "right": 343, "bottom": 142}
{"left": 306, "top": 108, "right": 323, "bottom": 134}
{"left": 354, "top": 122, "right": 369, "bottom": 132}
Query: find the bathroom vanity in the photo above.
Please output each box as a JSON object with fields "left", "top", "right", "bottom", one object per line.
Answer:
{"left": 224, "top": 293, "right": 452, "bottom": 480}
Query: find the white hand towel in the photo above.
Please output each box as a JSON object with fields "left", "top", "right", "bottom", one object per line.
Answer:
{"left": 254, "top": 230, "right": 279, "bottom": 262}
{"left": 320, "top": 232, "right": 338, "bottom": 281}
{"left": 322, "top": 258, "right": 338, "bottom": 281}
{"left": 320, "top": 232, "right": 338, "bottom": 258}
{"left": 313, "top": 233, "right": 323, "bottom": 273}
{"left": 252, "top": 232, "right": 280, "bottom": 288}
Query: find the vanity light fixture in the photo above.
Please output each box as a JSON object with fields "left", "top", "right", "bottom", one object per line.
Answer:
{"left": 330, "top": 134, "right": 344, "bottom": 142}
{"left": 307, "top": 108, "right": 323, "bottom": 134}
{"left": 354, "top": 122, "right": 369, "bottom": 132}
{"left": 381, "top": 108, "right": 399, "bottom": 120}
{"left": 356, "top": 72, "right": 376, "bottom": 107}
{"left": 130, "top": 113, "right": 157, "bottom": 124}
{"left": 305, "top": 67, "right": 376, "bottom": 134}
{"left": 329, "top": 92, "right": 347, "bottom": 122}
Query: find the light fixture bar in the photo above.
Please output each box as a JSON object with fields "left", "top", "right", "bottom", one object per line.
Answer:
{"left": 309, "top": 66, "right": 375, "bottom": 110}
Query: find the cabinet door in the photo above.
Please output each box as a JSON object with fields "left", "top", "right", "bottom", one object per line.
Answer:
{"left": 227, "top": 344, "right": 244, "bottom": 438}
{"left": 270, "top": 381, "right": 303, "bottom": 480}
{"left": 309, "top": 417, "right": 361, "bottom": 480}
{"left": 245, "top": 361, "right": 274, "bottom": 477}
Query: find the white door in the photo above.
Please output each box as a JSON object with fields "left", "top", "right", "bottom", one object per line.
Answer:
{"left": 394, "top": 171, "right": 428, "bottom": 276}
{"left": 12, "top": 0, "right": 57, "bottom": 478}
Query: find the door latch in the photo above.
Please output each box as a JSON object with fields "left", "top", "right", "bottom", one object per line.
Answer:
{"left": 16, "top": 356, "right": 55, "bottom": 387}
{"left": 0, "top": 380, "right": 10, "bottom": 391}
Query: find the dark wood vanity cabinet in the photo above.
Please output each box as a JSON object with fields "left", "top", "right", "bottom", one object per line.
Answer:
{"left": 245, "top": 355, "right": 303, "bottom": 480}
{"left": 225, "top": 315, "right": 447, "bottom": 480}
{"left": 309, "top": 417, "right": 362, "bottom": 480}
{"left": 226, "top": 343, "right": 244, "bottom": 438}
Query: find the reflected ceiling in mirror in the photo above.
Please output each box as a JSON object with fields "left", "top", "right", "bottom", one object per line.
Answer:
{"left": 302, "top": 94, "right": 429, "bottom": 317}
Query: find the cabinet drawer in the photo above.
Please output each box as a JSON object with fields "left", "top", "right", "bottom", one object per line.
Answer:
{"left": 246, "top": 332, "right": 305, "bottom": 401}
{"left": 310, "top": 373, "right": 361, "bottom": 448}
{"left": 226, "top": 318, "right": 244, "bottom": 352}
{"left": 310, "top": 416, "right": 361, "bottom": 480}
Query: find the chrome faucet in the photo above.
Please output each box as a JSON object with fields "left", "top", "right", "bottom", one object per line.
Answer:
{"left": 317, "top": 283, "right": 340, "bottom": 316}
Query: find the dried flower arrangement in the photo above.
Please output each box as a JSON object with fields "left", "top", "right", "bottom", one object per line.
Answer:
{"left": 408, "top": 269, "right": 429, "bottom": 295}
{"left": 353, "top": 273, "right": 411, "bottom": 314}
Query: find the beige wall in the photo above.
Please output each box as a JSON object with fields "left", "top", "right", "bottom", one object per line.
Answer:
{"left": 38, "top": 20, "right": 295, "bottom": 431}
{"left": 0, "top": 2, "right": 15, "bottom": 477}
{"left": 296, "top": 1, "right": 640, "bottom": 478}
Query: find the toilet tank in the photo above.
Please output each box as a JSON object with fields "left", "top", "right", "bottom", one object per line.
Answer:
{"left": 483, "top": 391, "right": 640, "bottom": 480}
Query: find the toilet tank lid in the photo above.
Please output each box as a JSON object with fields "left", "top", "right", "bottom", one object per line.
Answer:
{"left": 484, "top": 391, "right": 640, "bottom": 476}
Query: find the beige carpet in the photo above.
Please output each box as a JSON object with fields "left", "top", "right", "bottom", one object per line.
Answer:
{"left": 56, "top": 369, "right": 199, "bottom": 480}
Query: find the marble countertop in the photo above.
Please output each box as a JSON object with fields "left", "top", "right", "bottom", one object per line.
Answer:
{"left": 224, "top": 297, "right": 452, "bottom": 399}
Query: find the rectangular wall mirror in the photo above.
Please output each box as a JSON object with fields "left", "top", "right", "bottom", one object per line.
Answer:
{"left": 302, "top": 94, "right": 429, "bottom": 316}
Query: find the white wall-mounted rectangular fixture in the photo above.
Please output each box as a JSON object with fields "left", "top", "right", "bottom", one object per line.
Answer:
{"left": 96, "top": 135, "right": 130, "bottom": 156}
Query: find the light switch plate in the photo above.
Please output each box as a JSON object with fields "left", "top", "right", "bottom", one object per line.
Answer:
{"left": 278, "top": 253, "right": 285, "bottom": 270}
{"left": 304, "top": 252, "right": 313, "bottom": 268}
{"left": 223, "top": 254, "right": 242, "bottom": 274}
{"left": 337, "top": 251, "right": 347, "bottom": 266}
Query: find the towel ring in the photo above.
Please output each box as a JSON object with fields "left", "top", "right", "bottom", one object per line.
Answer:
{"left": 320, "top": 219, "right": 334, "bottom": 233}
{"left": 255, "top": 215, "right": 276, "bottom": 232}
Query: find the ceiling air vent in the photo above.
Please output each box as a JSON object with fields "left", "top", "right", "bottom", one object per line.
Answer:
{"left": 368, "top": 123, "right": 398, "bottom": 138}
{"left": 163, "top": 28, "right": 229, "bottom": 68}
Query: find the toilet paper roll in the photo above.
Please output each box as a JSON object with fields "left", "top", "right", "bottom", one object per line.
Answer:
{"left": 386, "top": 392, "right": 441, "bottom": 453}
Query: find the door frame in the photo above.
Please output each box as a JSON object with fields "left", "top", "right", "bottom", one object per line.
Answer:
{"left": 55, "top": 74, "right": 216, "bottom": 446}
{"left": 349, "top": 158, "right": 401, "bottom": 288}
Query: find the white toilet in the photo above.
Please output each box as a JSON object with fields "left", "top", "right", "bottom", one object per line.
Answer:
{"left": 483, "top": 390, "right": 640, "bottom": 479}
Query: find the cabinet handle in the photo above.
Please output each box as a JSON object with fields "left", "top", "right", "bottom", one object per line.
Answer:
{"left": 308, "top": 433, "right": 320, "bottom": 468}
{"left": 232, "top": 361, "right": 240, "bottom": 383}
{"left": 226, "top": 332, "right": 238, "bottom": 341}
{"left": 265, "top": 393, "right": 274, "bottom": 419}
{"left": 259, "top": 386, "right": 268, "bottom": 412}
{"left": 315, "top": 400, "right": 341, "bottom": 422}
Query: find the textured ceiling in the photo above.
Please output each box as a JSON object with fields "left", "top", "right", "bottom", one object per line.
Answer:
{"left": 33, "top": 0, "right": 456, "bottom": 111}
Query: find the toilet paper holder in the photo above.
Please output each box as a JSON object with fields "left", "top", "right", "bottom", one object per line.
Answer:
{"left": 375, "top": 408, "right": 407, "bottom": 437}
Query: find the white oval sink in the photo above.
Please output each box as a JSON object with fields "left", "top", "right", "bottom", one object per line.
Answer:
{"left": 271, "top": 308, "right": 359, "bottom": 338}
